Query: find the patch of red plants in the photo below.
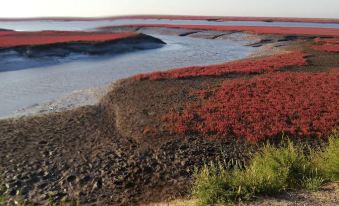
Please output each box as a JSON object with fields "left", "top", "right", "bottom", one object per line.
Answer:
{"left": 311, "top": 44, "right": 339, "bottom": 52}
{"left": 102, "top": 24, "right": 339, "bottom": 37}
{"left": 162, "top": 70, "right": 339, "bottom": 142}
{"left": 0, "top": 31, "right": 138, "bottom": 48}
{"left": 134, "top": 51, "right": 307, "bottom": 80}
{"left": 312, "top": 37, "right": 339, "bottom": 52}
{"left": 314, "top": 37, "right": 339, "bottom": 44}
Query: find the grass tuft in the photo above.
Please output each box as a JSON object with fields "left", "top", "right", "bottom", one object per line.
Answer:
{"left": 192, "top": 163, "right": 229, "bottom": 206}
{"left": 311, "top": 132, "right": 339, "bottom": 181}
{"left": 193, "top": 132, "right": 339, "bottom": 205}
{"left": 301, "top": 176, "right": 325, "bottom": 191}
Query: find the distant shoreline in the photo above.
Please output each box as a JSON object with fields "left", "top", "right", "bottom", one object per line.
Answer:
{"left": 1, "top": 15, "right": 339, "bottom": 24}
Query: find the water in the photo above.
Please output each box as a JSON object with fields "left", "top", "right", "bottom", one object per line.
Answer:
{"left": 6, "top": 17, "right": 335, "bottom": 117}
{"left": 0, "top": 34, "right": 256, "bottom": 117}
{"left": 0, "top": 19, "right": 339, "bottom": 31}
{"left": 0, "top": 50, "right": 91, "bottom": 72}
{"left": 3, "top": 18, "right": 335, "bottom": 117}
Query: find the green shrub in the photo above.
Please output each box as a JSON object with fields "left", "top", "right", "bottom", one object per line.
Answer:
{"left": 0, "top": 195, "right": 4, "bottom": 204}
{"left": 246, "top": 141, "right": 298, "bottom": 193}
{"left": 311, "top": 133, "right": 339, "bottom": 181}
{"left": 192, "top": 163, "right": 229, "bottom": 206}
{"left": 193, "top": 132, "right": 339, "bottom": 205}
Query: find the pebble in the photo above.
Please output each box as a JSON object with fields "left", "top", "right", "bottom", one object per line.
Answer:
{"left": 91, "top": 180, "right": 102, "bottom": 192}
{"left": 66, "top": 175, "right": 76, "bottom": 183}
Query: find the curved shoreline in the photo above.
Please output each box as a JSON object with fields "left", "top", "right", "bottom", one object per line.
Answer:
{"left": 0, "top": 29, "right": 288, "bottom": 119}
{"left": 100, "top": 24, "right": 339, "bottom": 37}
{"left": 0, "top": 32, "right": 257, "bottom": 118}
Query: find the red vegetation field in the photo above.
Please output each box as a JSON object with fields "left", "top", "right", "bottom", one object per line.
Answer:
{"left": 311, "top": 37, "right": 339, "bottom": 52}
{"left": 103, "top": 24, "right": 339, "bottom": 37}
{"left": 134, "top": 51, "right": 307, "bottom": 80}
{"left": 2, "top": 15, "right": 339, "bottom": 24}
{"left": 314, "top": 37, "right": 339, "bottom": 44}
{"left": 162, "top": 71, "right": 339, "bottom": 142}
{"left": 312, "top": 44, "right": 339, "bottom": 52}
{"left": 0, "top": 31, "right": 138, "bottom": 48}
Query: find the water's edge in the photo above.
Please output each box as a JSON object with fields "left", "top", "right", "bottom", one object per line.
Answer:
{"left": 0, "top": 33, "right": 258, "bottom": 118}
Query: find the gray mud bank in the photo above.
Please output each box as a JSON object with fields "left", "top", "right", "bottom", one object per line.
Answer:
{"left": 0, "top": 33, "right": 166, "bottom": 72}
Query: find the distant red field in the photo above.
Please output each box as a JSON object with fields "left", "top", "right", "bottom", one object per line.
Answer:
{"left": 109, "top": 15, "right": 339, "bottom": 24}
{"left": 103, "top": 24, "right": 339, "bottom": 37}
{"left": 312, "top": 44, "right": 339, "bottom": 52}
{"left": 314, "top": 37, "right": 339, "bottom": 44}
{"left": 134, "top": 51, "right": 307, "bottom": 80}
{"left": 312, "top": 37, "right": 339, "bottom": 52}
{"left": 1, "top": 15, "right": 339, "bottom": 24}
{"left": 162, "top": 70, "right": 339, "bottom": 142}
{"left": 0, "top": 31, "right": 138, "bottom": 48}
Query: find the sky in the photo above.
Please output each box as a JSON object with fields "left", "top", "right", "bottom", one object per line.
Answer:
{"left": 0, "top": 0, "right": 338, "bottom": 19}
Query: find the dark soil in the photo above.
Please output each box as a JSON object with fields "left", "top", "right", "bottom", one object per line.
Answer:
{"left": 0, "top": 29, "right": 338, "bottom": 205}
{"left": 0, "top": 81, "right": 258, "bottom": 205}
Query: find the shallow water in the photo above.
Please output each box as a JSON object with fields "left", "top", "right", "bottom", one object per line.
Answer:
{"left": 0, "top": 34, "right": 256, "bottom": 117}
{"left": 0, "top": 19, "right": 339, "bottom": 31}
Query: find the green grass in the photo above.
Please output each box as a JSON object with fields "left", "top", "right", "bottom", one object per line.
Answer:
{"left": 311, "top": 132, "right": 339, "bottom": 181}
{"left": 0, "top": 195, "right": 5, "bottom": 204}
{"left": 193, "top": 133, "right": 339, "bottom": 206}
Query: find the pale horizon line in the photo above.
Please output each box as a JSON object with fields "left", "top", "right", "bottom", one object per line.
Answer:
{"left": 1, "top": 14, "right": 339, "bottom": 21}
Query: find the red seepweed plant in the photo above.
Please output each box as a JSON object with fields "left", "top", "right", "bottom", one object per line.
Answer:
{"left": 0, "top": 31, "right": 138, "bottom": 48}
{"left": 311, "top": 37, "right": 339, "bottom": 52}
{"left": 162, "top": 70, "right": 339, "bottom": 142}
{"left": 311, "top": 44, "right": 339, "bottom": 52}
{"left": 314, "top": 37, "right": 339, "bottom": 44}
{"left": 134, "top": 51, "right": 308, "bottom": 80}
